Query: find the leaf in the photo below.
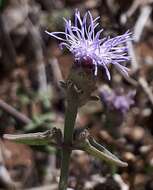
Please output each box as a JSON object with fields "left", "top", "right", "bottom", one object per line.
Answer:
{"left": 0, "top": 0, "right": 7, "bottom": 10}
{"left": 3, "top": 129, "right": 62, "bottom": 147}
{"left": 76, "top": 135, "right": 128, "bottom": 167}
{"left": 24, "top": 113, "right": 55, "bottom": 132}
{"left": 89, "top": 137, "right": 128, "bottom": 167}
{"left": 4, "top": 132, "right": 50, "bottom": 146}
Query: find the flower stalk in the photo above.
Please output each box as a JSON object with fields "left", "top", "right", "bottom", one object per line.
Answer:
{"left": 59, "top": 65, "right": 96, "bottom": 190}
{"left": 59, "top": 79, "right": 79, "bottom": 190}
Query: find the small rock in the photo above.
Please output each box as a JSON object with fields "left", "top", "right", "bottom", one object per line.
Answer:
{"left": 122, "top": 152, "right": 136, "bottom": 162}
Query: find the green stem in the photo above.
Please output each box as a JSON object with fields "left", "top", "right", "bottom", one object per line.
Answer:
{"left": 59, "top": 90, "right": 79, "bottom": 190}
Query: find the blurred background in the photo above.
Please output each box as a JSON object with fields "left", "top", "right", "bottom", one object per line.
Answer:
{"left": 0, "top": 0, "right": 153, "bottom": 189}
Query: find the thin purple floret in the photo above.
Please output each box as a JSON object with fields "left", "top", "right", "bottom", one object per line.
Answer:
{"left": 46, "top": 10, "right": 132, "bottom": 80}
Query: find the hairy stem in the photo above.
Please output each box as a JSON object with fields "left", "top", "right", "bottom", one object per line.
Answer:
{"left": 59, "top": 88, "right": 79, "bottom": 190}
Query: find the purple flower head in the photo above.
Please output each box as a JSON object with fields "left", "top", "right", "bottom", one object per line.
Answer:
{"left": 46, "top": 10, "right": 132, "bottom": 80}
{"left": 100, "top": 85, "right": 135, "bottom": 114}
{"left": 113, "top": 91, "right": 135, "bottom": 114}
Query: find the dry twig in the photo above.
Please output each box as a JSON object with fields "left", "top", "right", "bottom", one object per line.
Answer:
{"left": 0, "top": 99, "right": 31, "bottom": 124}
{"left": 139, "top": 77, "right": 153, "bottom": 106}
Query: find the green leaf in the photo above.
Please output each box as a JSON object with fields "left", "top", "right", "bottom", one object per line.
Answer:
{"left": 3, "top": 128, "right": 62, "bottom": 147}
{"left": 74, "top": 131, "right": 128, "bottom": 168}
{"left": 24, "top": 113, "right": 55, "bottom": 131}
{"left": 85, "top": 139, "right": 128, "bottom": 167}
{"left": 0, "top": 0, "right": 7, "bottom": 10}
{"left": 4, "top": 132, "right": 50, "bottom": 145}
